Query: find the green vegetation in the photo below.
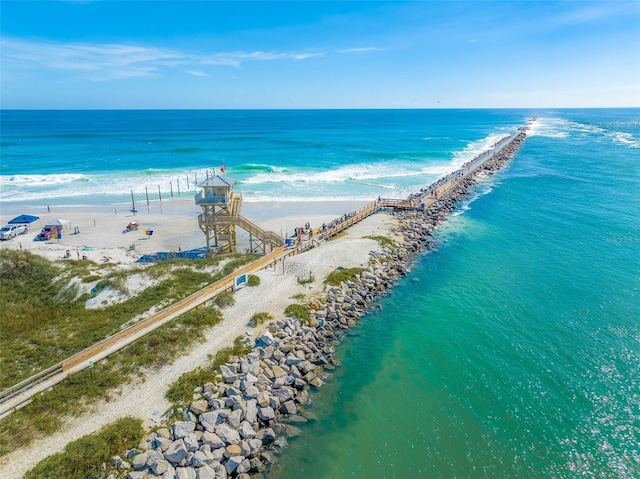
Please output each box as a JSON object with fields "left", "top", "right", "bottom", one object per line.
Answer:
{"left": 296, "top": 272, "right": 315, "bottom": 285}
{"left": 284, "top": 303, "right": 310, "bottom": 324}
{"left": 247, "top": 274, "right": 260, "bottom": 286}
{"left": 0, "top": 305, "right": 223, "bottom": 456}
{"left": 213, "top": 291, "right": 236, "bottom": 308}
{"left": 364, "top": 234, "right": 397, "bottom": 249}
{"left": 23, "top": 417, "right": 143, "bottom": 479}
{"left": 0, "top": 249, "right": 259, "bottom": 457}
{"left": 166, "top": 336, "right": 249, "bottom": 407}
{"left": 250, "top": 311, "right": 273, "bottom": 327}
{"left": 0, "top": 250, "right": 256, "bottom": 389}
{"left": 324, "top": 267, "right": 366, "bottom": 286}
{"left": 290, "top": 293, "right": 306, "bottom": 301}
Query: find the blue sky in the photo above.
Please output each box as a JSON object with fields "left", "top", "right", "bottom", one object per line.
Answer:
{"left": 1, "top": 1, "right": 639, "bottom": 109}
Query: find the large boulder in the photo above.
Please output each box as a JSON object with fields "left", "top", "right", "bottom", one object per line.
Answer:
{"left": 215, "top": 423, "right": 241, "bottom": 445}
{"left": 176, "top": 467, "right": 197, "bottom": 479}
{"left": 201, "top": 431, "right": 225, "bottom": 449}
{"left": 172, "top": 421, "right": 196, "bottom": 439}
{"left": 199, "top": 411, "right": 219, "bottom": 432}
{"left": 164, "top": 439, "right": 189, "bottom": 464}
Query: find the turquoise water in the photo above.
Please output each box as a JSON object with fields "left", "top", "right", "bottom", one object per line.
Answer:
{"left": 1, "top": 109, "right": 638, "bottom": 476}
{"left": 1, "top": 109, "right": 526, "bottom": 207}
{"left": 272, "top": 111, "right": 640, "bottom": 478}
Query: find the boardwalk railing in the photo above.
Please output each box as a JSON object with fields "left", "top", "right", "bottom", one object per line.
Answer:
{"left": 0, "top": 128, "right": 528, "bottom": 417}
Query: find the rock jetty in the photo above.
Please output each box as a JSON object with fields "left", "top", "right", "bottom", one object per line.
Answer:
{"left": 112, "top": 129, "right": 527, "bottom": 479}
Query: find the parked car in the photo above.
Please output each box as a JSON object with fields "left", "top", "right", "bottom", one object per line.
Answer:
{"left": 36, "top": 225, "right": 61, "bottom": 241}
{"left": 0, "top": 224, "right": 28, "bottom": 240}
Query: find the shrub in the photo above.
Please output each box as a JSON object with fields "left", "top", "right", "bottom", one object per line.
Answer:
{"left": 247, "top": 274, "right": 260, "bottom": 287}
{"left": 23, "top": 416, "right": 143, "bottom": 479}
{"left": 297, "top": 272, "right": 315, "bottom": 285}
{"left": 364, "top": 234, "right": 397, "bottom": 249}
{"left": 324, "top": 267, "right": 366, "bottom": 286}
{"left": 250, "top": 311, "right": 273, "bottom": 327}
{"left": 166, "top": 336, "right": 249, "bottom": 406}
{"left": 284, "top": 303, "right": 310, "bottom": 324}
{"left": 213, "top": 291, "right": 235, "bottom": 308}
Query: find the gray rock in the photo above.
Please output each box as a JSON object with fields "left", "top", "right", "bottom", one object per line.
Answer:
{"left": 280, "top": 400, "right": 297, "bottom": 415}
{"left": 151, "top": 458, "right": 170, "bottom": 475}
{"left": 272, "top": 436, "right": 289, "bottom": 452}
{"left": 256, "top": 391, "right": 270, "bottom": 407}
{"left": 257, "top": 331, "right": 274, "bottom": 346}
{"left": 201, "top": 431, "right": 225, "bottom": 449}
{"left": 209, "top": 398, "right": 225, "bottom": 410}
{"left": 271, "top": 387, "right": 294, "bottom": 403}
{"left": 256, "top": 427, "right": 276, "bottom": 445}
{"left": 238, "top": 421, "right": 256, "bottom": 439}
{"left": 243, "top": 384, "right": 259, "bottom": 399}
{"left": 219, "top": 364, "right": 237, "bottom": 383}
{"left": 164, "top": 439, "right": 189, "bottom": 464}
{"left": 245, "top": 399, "right": 258, "bottom": 424}
{"left": 240, "top": 373, "right": 258, "bottom": 390}
{"left": 236, "top": 458, "right": 252, "bottom": 474}
{"left": 176, "top": 466, "right": 197, "bottom": 479}
{"left": 215, "top": 423, "right": 241, "bottom": 445}
{"left": 195, "top": 464, "right": 217, "bottom": 479}
{"left": 127, "top": 472, "right": 146, "bottom": 479}
{"left": 172, "top": 421, "right": 196, "bottom": 439}
{"left": 190, "top": 450, "right": 209, "bottom": 468}
{"left": 184, "top": 432, "right": 199, "bottom": 452}
{"left": 227, "top": 408, "right": 243, "bottom": 428}
{"left": 132, "top": 450, "right": 151, "bottom": 470}
{"left": 257, "top": 405, "right": 276, "bottom": 422}
{"left": 198, "top": 411, "right": 219, "bottom": 432}
{"left": 247, "top": 437, "right": 263, "bottom": 456}
{"left": 190, "top": 399, "right": 209, "bottom": 416}
{"left": 225, "top": 455, "right": 245, "bottom": 474}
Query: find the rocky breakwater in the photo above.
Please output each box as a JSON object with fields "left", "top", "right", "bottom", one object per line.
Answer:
{"left": 396, "top": 129, "right": 527, "bottom": 253}
{"left": 119, "top": 250, "right": 409, "bottom": 479}
{"left": 116, "top": 128, "right": 527, "bottom": 479}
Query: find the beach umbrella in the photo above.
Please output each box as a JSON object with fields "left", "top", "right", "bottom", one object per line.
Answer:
{"left": 44, "top": 219, "right": 70, "bottom": 227}
{"left": 8, "top": 214, "right": 39, "bottom": 224}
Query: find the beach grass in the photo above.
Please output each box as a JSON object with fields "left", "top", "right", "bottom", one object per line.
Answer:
{"left": 324, "top": 267, "right": 366, "bottom": 286}
{"left": 284, "top": 303, "right": 311, "bottom": 324}
{"left": 23, "top": 416, "right": 143, "bottom": 479}
{"left": 0, "top": 249, "right": 260, "bottom": 456}
{"left": 165, "top": 336, "right": 250, "bottom": 407}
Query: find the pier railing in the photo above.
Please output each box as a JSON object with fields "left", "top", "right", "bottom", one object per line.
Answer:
{"left": 0, "top": 125, "right": 529, "bottom": 418}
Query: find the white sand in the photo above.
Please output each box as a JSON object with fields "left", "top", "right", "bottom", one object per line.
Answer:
{"left": 0, "top": 200, "right": 400, "bottom": 478}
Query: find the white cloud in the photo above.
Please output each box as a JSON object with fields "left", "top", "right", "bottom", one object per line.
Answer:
{"left": 336, "top": 47, "right": 386, "bottom": 54}
{"left": 1, "top": 37, "right": 331, "bottom": 80}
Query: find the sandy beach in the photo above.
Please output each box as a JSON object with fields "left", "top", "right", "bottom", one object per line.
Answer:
{"left": 0, "top": 199, "right": 370, "bottom": 265}
{"left": 0, "top": 198, "right": 400, "bottom": 478}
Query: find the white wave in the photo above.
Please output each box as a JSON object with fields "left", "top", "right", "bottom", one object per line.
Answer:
{"left": 609, "top": 131, "right": 640, "bottom": 148}
{"left": 526, "top": 117, "right": 570, "bottom": 138}
{"left": 1, "top": 173, "right": 88, "bottom": 186}
{"left": 451, "top": 133, "right": 512, "bottom": 168}
{"left": 527, "top": 117, "right": 640, "bottom": 148}
{"left": 241, "top": 162, "right": 447, "bottom": 186}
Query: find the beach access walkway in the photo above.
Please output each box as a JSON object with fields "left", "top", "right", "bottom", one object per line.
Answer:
{"left": 0, "top": 129, "right": 525, "bottom": 419}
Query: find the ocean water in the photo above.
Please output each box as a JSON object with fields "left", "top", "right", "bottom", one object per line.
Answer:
{"left": 1, "top": 109, "right": 639, "bottom": 477}
{"left": 1, "top": 109, "right": 527, "bottom": 209}
{"left": 271, "top": 109, "right": 640, "bottom": 479}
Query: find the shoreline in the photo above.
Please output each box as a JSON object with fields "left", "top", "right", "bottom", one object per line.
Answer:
{"left": 0, "top": 128, "right": 528, "bottom": 478}
{"left": 0, "top": 200, "right": 369, "bottom": 266}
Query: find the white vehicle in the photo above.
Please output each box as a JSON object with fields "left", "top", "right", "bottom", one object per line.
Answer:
{"left": 0, "top": 224, "right": 28, "bottom": 240}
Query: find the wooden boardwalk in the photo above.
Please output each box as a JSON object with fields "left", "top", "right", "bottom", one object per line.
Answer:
{"left": 0, "top": 130, "right": 525, "bottom": 418}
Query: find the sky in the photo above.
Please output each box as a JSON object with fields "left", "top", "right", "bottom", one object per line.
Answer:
{"left": 1, "top": 0, "right": 639, "bottom": 109}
